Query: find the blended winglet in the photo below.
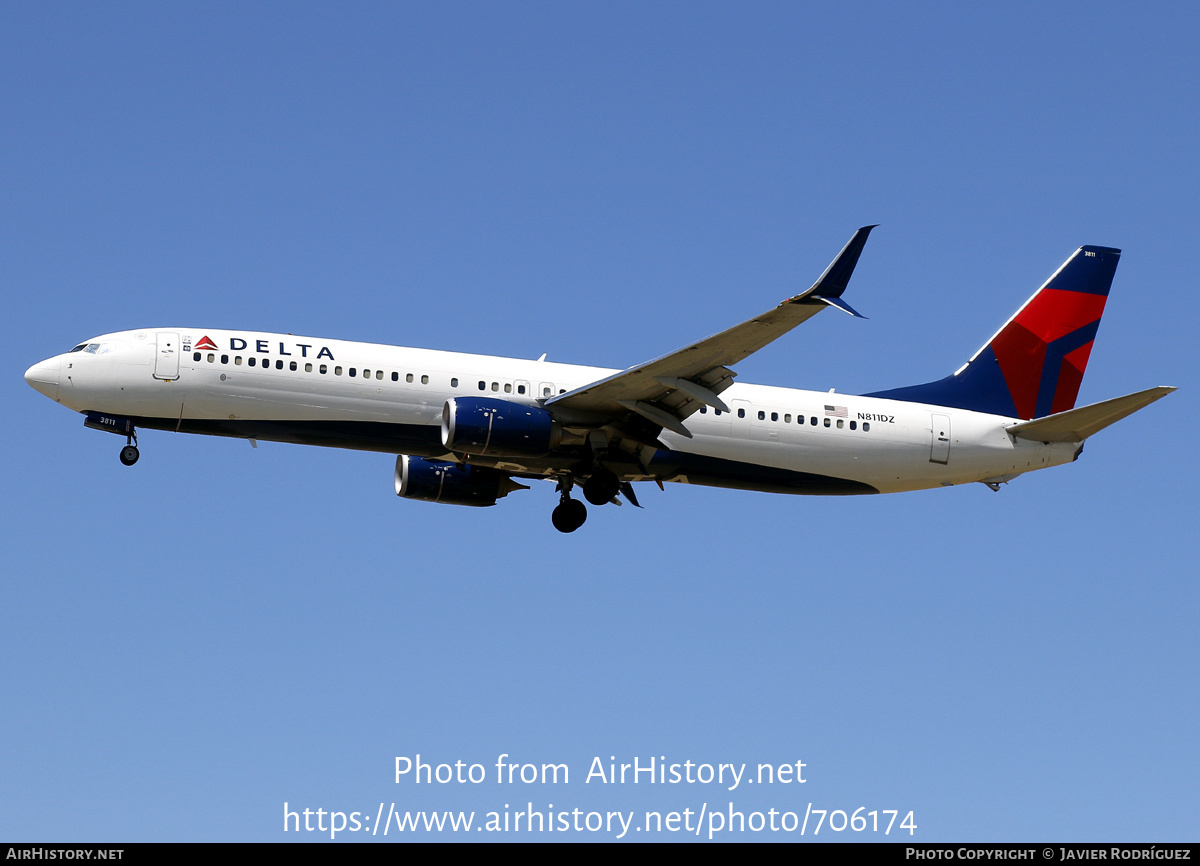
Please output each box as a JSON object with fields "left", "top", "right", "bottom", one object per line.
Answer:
{"left": 799, "top": 224, "right": 875, "bottom": 317}
{"left": 802, "top": 225, "right": 877, "bottom": 301}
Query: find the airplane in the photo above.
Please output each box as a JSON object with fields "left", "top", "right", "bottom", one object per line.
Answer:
{"left": 24, "top": 227, "right": 1174, "bottom": 532}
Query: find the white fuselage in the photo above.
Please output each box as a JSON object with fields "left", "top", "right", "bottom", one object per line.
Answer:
{"left": 27, "top": 327, "right": 1078, "bottom": 494}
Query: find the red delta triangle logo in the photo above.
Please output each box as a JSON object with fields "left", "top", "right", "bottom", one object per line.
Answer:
{"left": 194, "top": 336, "right": 219, "bottom": 351}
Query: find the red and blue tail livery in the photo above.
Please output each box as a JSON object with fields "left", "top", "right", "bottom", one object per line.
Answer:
{"left": 867, "top": 246, "right": 1119, "bottom": 420}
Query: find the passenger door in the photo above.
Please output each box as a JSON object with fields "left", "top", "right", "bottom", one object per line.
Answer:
{"left": 929, "top": 413, "right": 951, "bottom": 464}
{"left": 153, "top": 332, "right": 180, "bottom": 380}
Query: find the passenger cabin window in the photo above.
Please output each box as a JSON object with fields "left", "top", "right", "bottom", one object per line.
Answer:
{"left": 305, "top": 363, "right": 312, "bottom": 372}
{"left": 451, "top": 378, "right": 459, "bottom": 388}
{"left": 478, "top": 381, "right": 486, "bottom": 391}
{"left": 248, "top": 357, "right": 256, "bottom": 367}
{"left": 738, "top": 408, "right": 745, "bottom": 418}
{"left": 407, "top": 373, "right": 415, "bottom": 383}
{"left": 193, "top": 352, "right": 201, "bottom": 361}
{"left": 421, "top": 375, "right": 429, "bottom": 385}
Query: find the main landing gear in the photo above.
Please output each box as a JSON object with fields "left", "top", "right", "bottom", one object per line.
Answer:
{"left": 582, "top": 466, "right": 620, "bottom": 506}
{"left": 550, "top": 467, "right": 638, "bottom": 533}
{"left": 551, "top": 477, "right": 587, "bottom": 533}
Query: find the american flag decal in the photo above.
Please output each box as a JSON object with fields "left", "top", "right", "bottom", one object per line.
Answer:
{"left": 824, "top": 405, "right": 848, "bottom": 418}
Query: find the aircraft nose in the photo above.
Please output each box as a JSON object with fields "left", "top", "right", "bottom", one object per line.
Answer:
{"left": 24, "top": 356, "right": 61, "bottom": 401}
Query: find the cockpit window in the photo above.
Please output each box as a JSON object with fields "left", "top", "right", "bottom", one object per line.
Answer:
{"left": 70, "top": 343, "right": 101, "bottom": 354}
{"left": 69, "top": 343, "right": 87, "bottom": 353}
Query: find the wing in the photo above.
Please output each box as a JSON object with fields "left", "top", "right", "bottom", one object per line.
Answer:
{"left": 546, "top": 226, "right": 876, "bottom": 441}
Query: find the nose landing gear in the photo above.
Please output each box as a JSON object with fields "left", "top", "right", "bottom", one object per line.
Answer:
{"left": 119, "top": 430, "right": 140, "bottom": 466}
{"left": 83, "top": 412, "right": 140, "bottom": 466}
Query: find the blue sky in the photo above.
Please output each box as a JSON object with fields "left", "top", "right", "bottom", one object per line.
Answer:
{"left": 3, "top": 1, "right": 1196, "bottom": 842}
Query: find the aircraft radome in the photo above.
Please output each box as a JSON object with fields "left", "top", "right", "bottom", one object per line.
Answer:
{"left": 24, "top": 227, "right": 1174, "bottom": 532}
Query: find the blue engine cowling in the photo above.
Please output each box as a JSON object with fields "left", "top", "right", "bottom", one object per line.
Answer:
{"left": 440, "top": 397, "right": 559, "bottom": 457}
{"left": 394, "top": 455, "right": 524, "bottom": 507}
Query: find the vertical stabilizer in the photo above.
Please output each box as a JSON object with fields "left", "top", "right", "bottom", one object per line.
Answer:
{"left": 866, "top": 245, "right": 1120, "bottom": 419}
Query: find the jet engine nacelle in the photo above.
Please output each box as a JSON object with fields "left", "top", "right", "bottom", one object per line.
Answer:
{"left": 440, "top": 397, "right": 560, "bottom": 457}
{"left": 394, "top": 455, "right": 526, "bottom": 507}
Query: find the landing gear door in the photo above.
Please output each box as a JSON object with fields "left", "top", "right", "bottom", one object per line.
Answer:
{"left": 930, "top": 413, "right": 951, "bottom": 464}
{"left": 153, "top": 332, "right": 180, "bottom": 380}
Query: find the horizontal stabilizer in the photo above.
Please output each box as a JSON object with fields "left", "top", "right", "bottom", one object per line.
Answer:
{"left": 1007, "top": 386, "right": 1175, "bottom": 442}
